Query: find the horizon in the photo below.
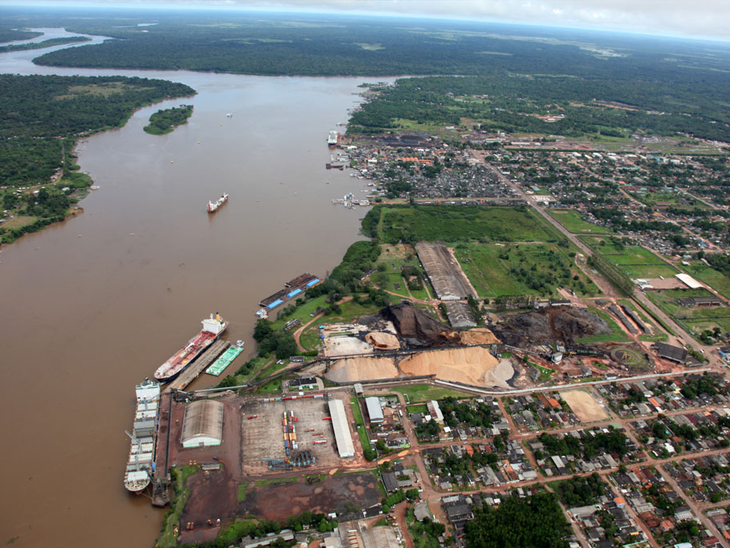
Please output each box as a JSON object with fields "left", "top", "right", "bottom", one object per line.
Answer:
{"left": 2, "top": 1, "right": 730, "bottom": 44}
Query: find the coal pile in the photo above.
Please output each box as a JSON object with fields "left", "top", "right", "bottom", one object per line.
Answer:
{"left": 381, "top": 303, "right": 459, "bottom": 346}
{"left": 495, "top": 306, "right": 610, "bottom": 346}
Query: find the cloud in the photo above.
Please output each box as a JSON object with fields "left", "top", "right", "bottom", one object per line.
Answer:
{"left": 8, "top": 0, "right": 730, "bottom": 41}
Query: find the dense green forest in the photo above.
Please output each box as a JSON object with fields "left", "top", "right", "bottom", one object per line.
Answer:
{"left": 0, "top": 36, "right": 90, "bottom": 53}
{"left": 465, "top": 493, "right": 571, "bottom": 547}
{"left": 4, "top": 9, "right": 728, "bottom": 141}
{"left": 348, "top": 74, "right": 730, "bottom": 142}
{"left": 0, "top": 74, "right": 195, "bottom": 244}
{"left": 144, "top": 104, "right": 193, "bottom": 135}
{"left": 0, "top": 26, "right": 41, "bottom": 43}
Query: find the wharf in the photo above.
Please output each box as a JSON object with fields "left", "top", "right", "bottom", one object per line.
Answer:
{"left": 166, "top": 339, "right": 230, "bottom": 392}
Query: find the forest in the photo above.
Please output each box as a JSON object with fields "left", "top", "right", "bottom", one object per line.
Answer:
{"left": 0, "top": 74, "right": 195, "bottom": 243}
{"left": 144, "top": 105, "right": 193, "bottom": 135}
{"left": 0, "top": 36, "right": 90, "bottom": 53}
{"left": 348, "top": 74, "right": 730, "bottom": 142}
{"left": 465, "top": 493, "right": 571, "bottom": 547}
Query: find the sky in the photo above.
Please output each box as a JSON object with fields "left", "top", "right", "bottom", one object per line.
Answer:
{"left": 5, "top": 0, "right": 730, "bottom": 42}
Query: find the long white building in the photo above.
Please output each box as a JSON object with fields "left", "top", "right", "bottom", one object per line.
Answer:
{"left": 328, "top": 399, "right": 355, "bottom": 458}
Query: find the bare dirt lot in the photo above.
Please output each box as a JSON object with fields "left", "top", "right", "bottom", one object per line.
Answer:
{"left": 560, "top": 389, "right": 609, "bottom": 422}
{"left": 238, "top": 472, "right": 382, "bottom": 521}
{"left": 240, "top": 397, "right": 341, "bottom": 475}
{"left": 178, "top": 467, "right": 238, "bottom": 545}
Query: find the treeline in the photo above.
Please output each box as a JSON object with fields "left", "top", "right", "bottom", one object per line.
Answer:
{"left": 348, "top": 74, "right": 730, "bottom": 142}
{"left": 707, "top": 254, "right": 730, "bottom": 278}
{"left": 0, "top": 36, "right": 90, "bottom": 53}
{"left": 465, "top": 493, "right": 571, "bottom": 548}
{"left": 144, "top": 104, "right": 193, "bottom": 135}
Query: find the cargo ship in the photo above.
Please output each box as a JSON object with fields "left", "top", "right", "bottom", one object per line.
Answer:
{"left": 124, "top": 378, "right": 160, "bottom": 493}
{"left": 207, "top": 193, "right": 228, "bottom": 213}
{"left": 154, "top": 313, "right": 228, "bottom": 382}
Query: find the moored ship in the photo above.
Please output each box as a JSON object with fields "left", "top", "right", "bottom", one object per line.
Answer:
{"left": 327, "top": 130, "right": 339, "bottom": 147}
{"left": 207, "top": 193, "right": 228, "bottom": 213}
{"left": 124, "top": 378, "right": 160, "bottom": 493}
{"left": 154, "top": 313, "right": 228, "bottom": 382}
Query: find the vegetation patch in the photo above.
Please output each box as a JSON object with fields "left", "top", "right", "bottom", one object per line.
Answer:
{"left": 548, "top": 209, "right": 613, "bottom": 234}
{"left": 393, "top": 384, "right": 473, "bottom": 404}
{"left": 144, "top": 104, "right": 194, "bottom": 135}
{"left": 155, "top": 465, "right": 199, "bottom": 548}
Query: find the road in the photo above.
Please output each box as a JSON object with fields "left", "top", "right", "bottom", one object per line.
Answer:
{"left": 485, "top": 163, "right": 720, "bottom": 367}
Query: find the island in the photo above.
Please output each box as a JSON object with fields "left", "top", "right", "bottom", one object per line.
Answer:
{"left": 143, "top": 104, "right": 194, "bottom": 135}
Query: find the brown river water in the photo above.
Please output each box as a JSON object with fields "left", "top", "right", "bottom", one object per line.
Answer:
{"left": 0, "top": 29, "right": 382, "bottom": 547}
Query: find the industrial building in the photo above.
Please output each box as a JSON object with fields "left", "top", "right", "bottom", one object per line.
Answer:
{"left": 365, "top": 397, "right": 384, "bottom": 423}
{"left": 654, "top": 342, "right": 688, "bottom": 364}
{"left": 181, "top": 400, "right": 224, "bottom": 448}
{"left": 328, "top": 399, "right": 355, "bottom": 458}
{"left": 427, "top": 400, "right": 444, "bottom": 423}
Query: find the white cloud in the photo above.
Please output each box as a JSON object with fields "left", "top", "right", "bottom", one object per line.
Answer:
{"left": 6, "top": 0, "right": 730, "bottom": 41}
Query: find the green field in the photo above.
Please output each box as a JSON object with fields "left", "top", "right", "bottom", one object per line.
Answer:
{"left": 581, "top": 236, "right": 678, "bottom": 279}
{"left": 548, "top": 209, "right": 613, "bottom": 235}
{"left": 373, "top": 244, "right": 431, "bottom": 301}
{"left": 685, "top": 262, "right": 730, "bottom": 300}
{"left": 646, "top": 288, "right": 730, "bottom": 338}
{"left": 350, "top": 397, "right": 372, "bottom": 452}
{"left": 393, "top": 384, "right": 474, "bottom": 403}
{"left": 455, "top": 242, "right": 599, "bottom": 298}
{"left": 369, "top": 205, "right": 559, "bottom": 244}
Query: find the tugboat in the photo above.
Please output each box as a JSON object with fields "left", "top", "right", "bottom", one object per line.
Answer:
{"left": 207, "top": 193, "right": 228, "bottom": 213}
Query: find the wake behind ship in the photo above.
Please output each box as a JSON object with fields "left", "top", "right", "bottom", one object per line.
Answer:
{"left": 154, "top": 313, "right": 228, "bottom": 382}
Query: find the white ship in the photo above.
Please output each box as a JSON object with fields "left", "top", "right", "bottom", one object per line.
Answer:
{"left": 207, "top": 193, "right": 228, "bottom": 213}
{"left": 327, "top": 130, "right": 339, "bottom": 147}
{"left": 124, "top": 378, "right": 160, "bottom": 493}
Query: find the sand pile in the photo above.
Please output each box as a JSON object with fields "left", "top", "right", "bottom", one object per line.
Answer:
{"left": 399, "top": 347, "right": 499, "bottom": 386}
{"left": 365, "top": 332, "right": 400, "bottom": 351}
{"left": 382, "top": 303, "right": 458, "bottom": 346}
{"left": 459, "top": 328, "right": 500, "bottom": 346}
{"left": 325, "top": 357, "right": 399, "bottom": 383}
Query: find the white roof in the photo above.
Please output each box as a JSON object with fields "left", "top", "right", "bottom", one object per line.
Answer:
{"left": 329, "top": 399, "right": 355, "bottom": 458}
{"left": 675, "top": 273, "right": 702, "bottom": 289}
{"left": 365, "top": 397, "right": 384, "bottom": 422}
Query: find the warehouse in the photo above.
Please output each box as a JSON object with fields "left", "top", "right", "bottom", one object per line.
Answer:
{"left": 181, "top": 400, "right": 224, "bottom": 448}
{"left": 365, "top": 397, "right": 384, "bottom": 423}
{"left": 328, "top": 399, "right": 355, "bottom": 458}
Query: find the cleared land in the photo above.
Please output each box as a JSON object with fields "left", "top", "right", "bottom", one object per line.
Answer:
{"left": 375, "top": 205, "right": 557, "bottom": 243}
{"left": 455, "top": 242, "right": 598, "bottom": 297}
{"left": 560, "top": 390, "right": 609, "bottom": 422}
{"left": 393, "top": 384, "right": 475, "bottom": 403}
{"left": 548, "top": 209, "right": 613, "bottom": 235}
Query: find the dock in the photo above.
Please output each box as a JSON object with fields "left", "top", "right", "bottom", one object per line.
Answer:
{"left": 166, "top": 339, "right": 230, "bottom": 392}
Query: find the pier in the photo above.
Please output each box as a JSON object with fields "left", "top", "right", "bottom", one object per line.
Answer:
{"left": 166, "top": 339, "right": 230, "bottom": 392}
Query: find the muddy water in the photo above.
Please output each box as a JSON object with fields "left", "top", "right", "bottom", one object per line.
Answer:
{"left": 0, "top": 32, "right": 380, "bottom": 547}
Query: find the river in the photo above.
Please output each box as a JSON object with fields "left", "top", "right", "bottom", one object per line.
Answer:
{"left": 0, "top": 29, "right": 380, "bottom": 548}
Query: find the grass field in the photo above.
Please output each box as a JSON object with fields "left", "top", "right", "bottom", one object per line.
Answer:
{"left": 350, "top": 397, "right": 372, "bottom": 451}
{"left": 685, "top": 262, "right": 730, "bottom": 300}
{"left": 375, "top": 205, "right": 559, "bottom": 243}
{"left": 647, "top": 288, "right": 730, "bottom": 338}
{"left": 455, "top": 242, "right": 599, "bottom": 298}
{"left": 393, "top": 384, "right": 474, "bottom": 403}
{"left": 581, "top": 236, "right": 678, "bottom": 279}
{"left": 548, "top": 209, "right": 613, "bottom": 235}
{"left": 374, "top": 244, "right": 431, "bottom": 301}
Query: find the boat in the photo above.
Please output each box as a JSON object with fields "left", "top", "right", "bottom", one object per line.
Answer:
{"left": 327, "top": 130, "right": 339, "bottom": 147}
{"left": 255, "top": 308, "right": 269, "bottom": 319}
{"left": 154, "top": 312, "right": 228, "bottom": 382}
{"left": 206, "top": 343, "right": 244, "bottom": 376}
{"left": 207, "top": 193, "right": 228, "bottom": 213}
{"left": 124, "top": 378, "right": 160, "bottom": 493}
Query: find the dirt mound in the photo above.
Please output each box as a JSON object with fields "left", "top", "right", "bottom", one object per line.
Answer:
{"left": 325, "top": 357, "right": 399, "bottom": 383}
{"left": 399, "top": 347, "right": 499, "bottom": 386}
{"left": 553, "top": 307, "right": 610, "bottom": 342}
{"left": 459, "top": 328, "right": 500, "bottom": 346}
{"left": 382, "top": 303, "right": 458, "bottom": 346}
{"left": 365, "top": 332, "right": 400, "bottom": 351}
{"left": 495, "top": 306, "right": 610, "bottom": 346}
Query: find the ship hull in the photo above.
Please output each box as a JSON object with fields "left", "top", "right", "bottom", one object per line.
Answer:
{"left": 124, "top": 379, "right": 160, "bottom": 494}
{"left": 154, "top": 320, "right": 228, "bottom": 382}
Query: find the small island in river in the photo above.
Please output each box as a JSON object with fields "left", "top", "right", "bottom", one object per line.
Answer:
{"left": 144, "top": 104, "right": 194, "bottom": 135}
